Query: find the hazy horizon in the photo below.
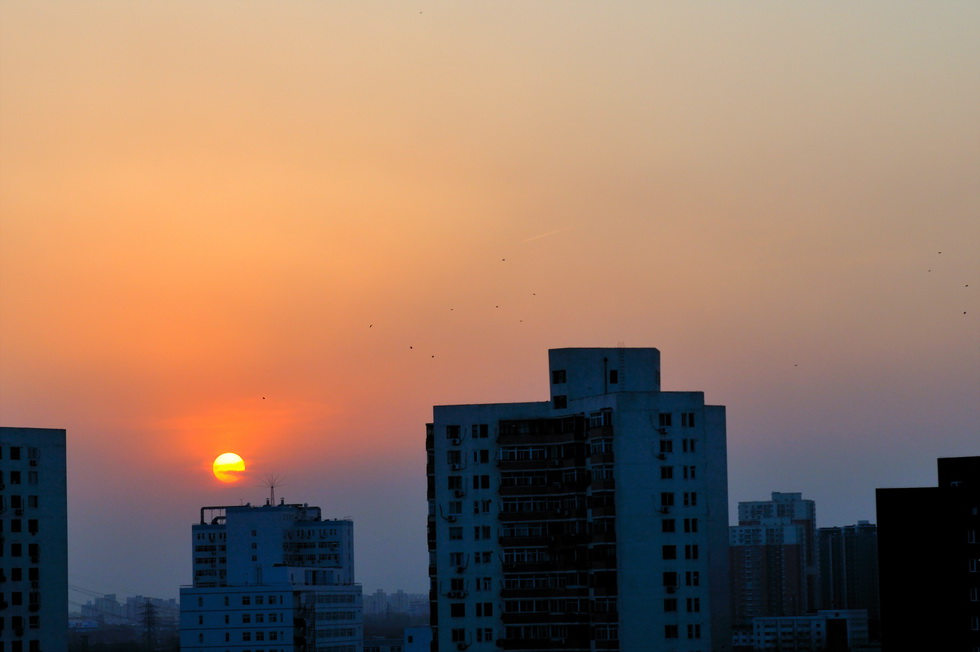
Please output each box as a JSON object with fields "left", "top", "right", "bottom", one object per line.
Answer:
{"left": 2, "top": 2, "right": 977, "bottom": 603}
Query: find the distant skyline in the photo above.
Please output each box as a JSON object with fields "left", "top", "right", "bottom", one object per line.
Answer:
{"left": 1, "top": 2, "right": 977, "bottom": 602}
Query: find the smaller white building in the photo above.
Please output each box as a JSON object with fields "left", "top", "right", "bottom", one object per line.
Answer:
{"left": 180, "top": 501, "right": 363, "bottom": 651}
{"left": 752, "top": 609, "right": 869, "bottom": 651}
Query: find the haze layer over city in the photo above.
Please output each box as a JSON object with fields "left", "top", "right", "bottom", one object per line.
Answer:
{"left": 1, "top": 2, "right": 977, "bottom": 603}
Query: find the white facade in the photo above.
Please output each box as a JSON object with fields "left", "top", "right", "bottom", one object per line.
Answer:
{"left": 752, "top": 609, "right": 869, "bottom": 651}
{"left": 426, "top": 347, "right": 730, "bottom": 652}
{"left": 180, "top": 502, "right": 362, "bottom": 652}
{"left": 0, "top": 426, "right": 68, "bottom": 652}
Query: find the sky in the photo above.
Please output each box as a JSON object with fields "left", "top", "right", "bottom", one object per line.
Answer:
{"left": 1, "top": 2, "right": 977, "bottom": 604}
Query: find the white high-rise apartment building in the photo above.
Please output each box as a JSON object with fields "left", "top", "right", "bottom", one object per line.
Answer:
{"left": 180, "top": 501, "right": 363, "bottom": 652}
{"left": 0, "top": 426, "right": 68, "bottom": 652}
{"left": 426, "top": 348, "right": 731, "bottom": 652}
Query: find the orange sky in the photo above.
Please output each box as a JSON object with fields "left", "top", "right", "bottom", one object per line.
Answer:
{"left": 1, "top": 2, "right": 977, "bottom": 601}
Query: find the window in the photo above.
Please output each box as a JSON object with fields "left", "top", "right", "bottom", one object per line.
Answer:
{"left": 553, "top": 395, "right": 567, "bottom": 409}
{"left": 683, "top": 492, "right": 697, "bottom": 507}
{"left": 684, "top": 518, "right": 698, "bottom": 533}
{"left": 451, "top": 628, "right": 466, "bottom": 642}
{"left": 476, "top": 602, "right": 493, "bottom": 617}
{"left": 685, "top": 571, "right": 700, "bottom": 586}
{"left": 474, "top": 525, "right": 492, "bottom": 540}
{"left": 609, "top": 370, "right": 619, "bottom": 384}
{"left": 685, "top": 544, "right": 699, "bottom": 560}
{"left": 446, "top": 425, "right": 461, "bottom": 439}
{"left": 662, "top": 519, "right": 676, "bottom": 533}
{"left": 659, "top": 413, "right": 672, "bottom": 428}
{"left": 660, "top": 467, "right": 673, "bottom": 480}
{"left": 479, "top": 577, "right": 492, "bottom": 591}
{"left": 450, "top": 552, "right": 464, "bottom": 566}
{"left": 477, "top": 628, "right": 494, "bottom": 642}
{"left": 472, "top": 475, "right": 490, "bottom": 490}
{"left": 687, "top": 623, "right": 701, "bottom": 639}
{"left": 686, "top": 597, "right": 701, "bottom": 613}
{"left": 10, "top": 447, "right": 21, "bottom": 460}
{"left": 683, "top": 465, "right": 696, "bottom": 479}
{"left": 475, "top": 449, "right": 490, "bottom": 464}
{"left": 552, "top": 370, "right": 566, "bottom": 384}
{"left": 663, "top": 598, "right": 677, "bottom": 612}
{"left": 662, "top": 545, "right": 677, "bottom": 560}
{"left": 659, "top": 440, "right": 673, "bottom": 454}
{"left": 447, "top": 450, "right": 462, "bottom": 465}
{"left": 449, "top": 501, "right": 462, "bottom": 515}
{"left": 663, "top": 572, "right": 678, "bottom": 587}
{"left": 665, "top": 624, "right": 679, "bottom": 639}
{"left": 681, "top": 412, "right": 695, "bottom": 427}
{"left": 683, "top": 438, "right": 696, "bottom": 453}
{"left": 448, "top": 476, "right": 463, "bottom": 491}
{"left": 243, "top": 614, "right": 252, "bottom": 623}
{"left": 661, "top": 492, "right": 674, "bottom": 507}
{"left": 450, "top": 603, "right": 466, "bottom": 617}
{"left": 242, "top": 632, "right": 252, "bottom": 641}
{"left": 472, "top": 424, "right": 489, "bottom": 438}
{"left": 449, "top": 527, "right": 463, "bottom": 540}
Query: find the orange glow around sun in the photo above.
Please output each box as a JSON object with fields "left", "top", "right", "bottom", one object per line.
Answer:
{"left": 212, "top": 452, "right": 246, "bottom": 483}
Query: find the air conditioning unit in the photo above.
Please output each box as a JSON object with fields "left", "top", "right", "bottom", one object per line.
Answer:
{"left": 657, "top": 453, "right": 667, "bottom": 460}
{"left": 660, "top": 507, "right": 671, "bottom": 514}
{"left": 446, "top": 515, "right": 456, "bottom": 523}
{"left": 456, "top": 566, "right": 466, "bottom": 574}
{"left": 451, "top": 464, "right": 460, "bottom": 471}
{"left": 29, "top": 460, "right": 38, "bottom": 467}
{"left": 666, "top": 585, "right": 678, "bottom": 593}
{"left": 657, "top": 427, "right": 668, "bottom": 435}
{"left": 451, "top": 438, "right": 461, "bottom": 445}
{"left": 454, "top": 490, "right": 465, "bottom": 498}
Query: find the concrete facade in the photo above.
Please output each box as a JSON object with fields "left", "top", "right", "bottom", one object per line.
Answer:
{"left": 180, "top": 501, "right": 363, "bottom": 651}
{"left": 426, "top": 347, "right": 730, "bottom": 652}
{"left": 0, "top": 426, "right": 68, "bottom": 652}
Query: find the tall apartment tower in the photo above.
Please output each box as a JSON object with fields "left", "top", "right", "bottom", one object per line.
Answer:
{"left": 426, "top": 347, "right": 731, "bottom": 652}
{"left": 0, "top": 426, "right": 68, "bottom": 652}
{"left": 179, "top": 501, "right": 363, "bottom": 651}
{"left": 729, "top": 492, "right": 818, "bottom": 632}
{"left": 876, "top": 456, "right": 980, "bottom": 651}
{"left": 817, "top": 521, "right": 879, "bottom": 638}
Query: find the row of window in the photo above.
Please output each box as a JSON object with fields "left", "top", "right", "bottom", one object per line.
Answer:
{"left": 661, "top": 492, "right": 699, "bottom": 507}
{"left": 449, "top": 602, "right": 493, "bottom": 617}
{"left": 0, "top": 495, "right": 40, "bottom": 511}
{"left": 662, "top": 544, "right": 700, "bottom": 560}
{"left": 659, "top": 439, "right": 698, "bottom": 454}
{"left": 445, "top": 424, "right": 490, "bottom": 439}
{"left": 0, "top": 471, "right": 40, "bottom": 486}
{"left": 660, "top": 465, "right": 698, "bottom": 480}
{"left": 0, "top": 543, "right": 41, "bottom": 561}
{"left": 0, "top": 520, "right": 40, "bottom": 535}
{"left": 665, "top": 623, "right": 702, "bottom": 639}
{"left": 0, "top": 567, "right": 40, "bottom": 582}
{"left": 0, "top": 446, "right": 41, "bottom": 461}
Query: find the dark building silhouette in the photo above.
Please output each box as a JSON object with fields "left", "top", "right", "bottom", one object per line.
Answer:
{"left": 818, "top": 521, "right": 879, "bottom": 640}
{"left": 876, "top": 456, "right": 980, "bottom": 651}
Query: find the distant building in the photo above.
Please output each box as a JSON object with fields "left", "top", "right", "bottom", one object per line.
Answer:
{"left": 179, "top": 500, "right": 363, "bottom": 651}
{"left": 0, "top": 426, "right": 68, "bottom": 652}
{"left": 427, "top": 347, "right": 731, "bottom": 651}
{"left": 818, "top": 521, "right": 879, "bottom": 639}
{"left": 752, "top": 609, "right": 869, "bottom": 651}
{"left": 729, "top": 492, "right": 818, "bottom": 632}
{"left": 876, "top": 456, "right": 980, "bottom": 651}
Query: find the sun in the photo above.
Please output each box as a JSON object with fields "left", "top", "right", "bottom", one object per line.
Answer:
{"left": 212, "top": 452, "right": 246, "bottom": 483}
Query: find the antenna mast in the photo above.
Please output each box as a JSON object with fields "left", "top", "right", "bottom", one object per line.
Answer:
{"left": 264, "top": 473, "right": 283, "bottom": 505}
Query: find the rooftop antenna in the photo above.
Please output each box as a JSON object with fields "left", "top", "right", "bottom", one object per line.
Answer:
{"left": 263, "top": 473, "right": 284, "bottom": 506}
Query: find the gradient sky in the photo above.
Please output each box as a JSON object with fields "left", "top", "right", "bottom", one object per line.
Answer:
{"left": 1, "top": 2, "right": 977, "bottom": 604}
